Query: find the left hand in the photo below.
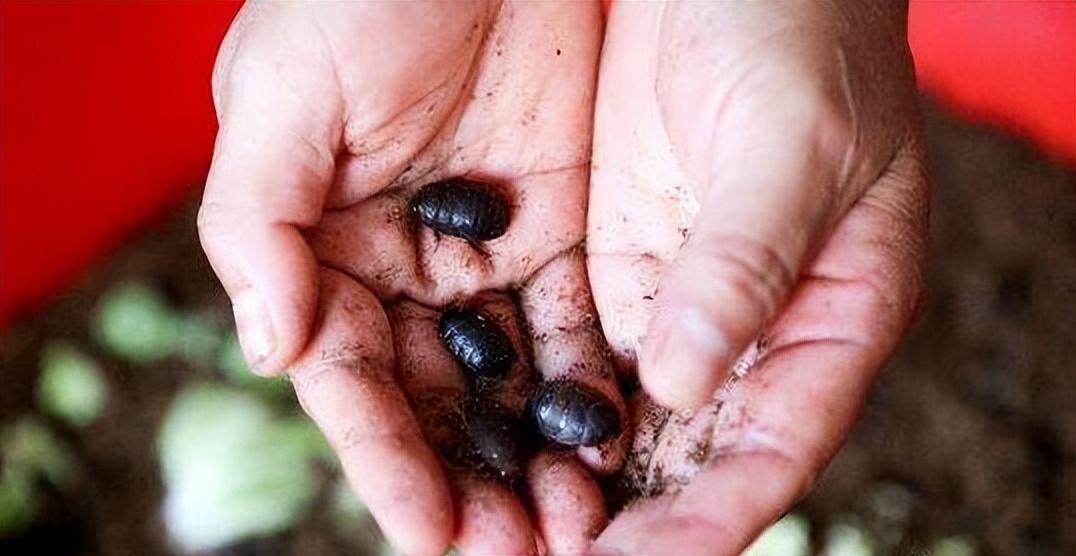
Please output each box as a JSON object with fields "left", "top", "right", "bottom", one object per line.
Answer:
{"left": 198, "top": 2, "right": 621, "bottom": 553}
{"left": 587, "top": 2, "right": 929, "bottom": 553}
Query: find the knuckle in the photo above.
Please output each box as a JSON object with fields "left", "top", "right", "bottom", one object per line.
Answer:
{"left": 195, "top": 200, "right": 225, "bottom": 237}
{"left": 289, "top": 357, "right": 347, "bottom": 410}
{"left": 798, "top": 84, "right": 857, "bottom": 165}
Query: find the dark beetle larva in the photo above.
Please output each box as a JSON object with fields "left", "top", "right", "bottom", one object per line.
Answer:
{"left": 410, "top": 178, "right": 510, "bottom": 242}
{"left": 463, "top": 398, "right": 529, "bottom": 481}
{"left": 530, "top": 379, "right": 621, "bottom": 447}
{"left": 439, "top": 308, "right": 516, "bottom": 380}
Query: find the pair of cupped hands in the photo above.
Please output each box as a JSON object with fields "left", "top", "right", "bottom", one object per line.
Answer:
{"left": 198, "top": 1, "right": 928, "bottom": 554}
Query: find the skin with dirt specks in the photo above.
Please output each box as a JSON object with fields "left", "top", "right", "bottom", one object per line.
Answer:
{"left": 411, "top": 178, "right": 510, "bottom": 242}
{"left": 531, "top": 379, "right": 622, "bottom": 447}
{"left": 464, "top": 398, "right": 530, "bottom": 482}
{"left": 439, "top": 308, "right": 517, "bottom": 379}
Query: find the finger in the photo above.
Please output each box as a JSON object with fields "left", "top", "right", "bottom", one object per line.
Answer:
{"left": 289, "top": 269, "right": 453, "bottom": 555}
{"left": 387, "top": 300, "right": 469, "bottom": 458}
{"left": 590, "top": 1, "right": 912, "bottom": 410}
{"left": 586, "top": 1, "right": 710, "bottom": 373}
{"left": 463, "top": 293, "right": 539, "bottom": 416}
{"left": 526, "top": 450, "right": 607, "bottom": 556}
{"left": 391, "top": 298, "right": 539, "bottom": 555}
{"left": 453, "top": 473, "right": 538, "bottom": 556}
{"left": 637, "top": 95, "right": 857, "bottom": 411}
{"left": 594, "top": 146, "right": 928, "bottom": 555}
{"left": 520, "top": 248, "right": 629, "bottom": 474}
{"left": 198, "top": 4, "right": 344, "bottom": 375}
{"left": 389, "top": 294, "right": 535, "bottom": 472}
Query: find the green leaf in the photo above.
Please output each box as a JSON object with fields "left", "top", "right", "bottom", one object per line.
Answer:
{"left": 1, "top": 418, "right": 74, "bottom": 487}
{"left": 174, "top": 313, "right": 223, "bottom": 367}
{"left": 930, "top": 535, "right": 976, "bottom": 556}
{"left": 0, "top": 417, "right": 78, "bottom": 536}
{"left": 0, "top": 474, "right": 36, "bottom": 536}
{"left": 744, "top": 513, "right": 810, "bottom": 556}
{"left": 822, "top": 519, "right": 877, "bottom": 556}
{"left": 158, "top": 384, "right": 325, "bottom": 551}
{"left": 95, "top": 282, "right": 181, "bottom": 362}
{"left": 329, "top": 477, "right": 369, "bottom": 535}
{"left": 36, "top": 342, "right": 107, "bottom": 427}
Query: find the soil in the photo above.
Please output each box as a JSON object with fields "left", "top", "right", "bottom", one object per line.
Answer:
{"left": 1, "top": 100, "right": 1074, "bottom": 555}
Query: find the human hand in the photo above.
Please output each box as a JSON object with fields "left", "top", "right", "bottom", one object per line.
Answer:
{"left": 587, "top": 1, "right": 928, "bottom": 553}
{"left": 197, "top": 2, "right": 623, "bottom": 554}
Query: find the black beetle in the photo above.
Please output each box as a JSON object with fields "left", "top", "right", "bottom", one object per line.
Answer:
{"left": 439, "top": 308, "right": 516, "bottom": 380}
{"left": 463, "top": 398, "right": 529, "bottom": 481}
{"left": 530, "top": 379, "right": 621, "bottom": 447}
{"left": 410, "top": 178, "right": 510, "bottom": 243}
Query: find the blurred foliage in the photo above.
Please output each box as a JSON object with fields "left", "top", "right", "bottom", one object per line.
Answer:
{"left": 158, "top": 384, "right": 329, "bottom": 551}
{"left": 823, "top": 519, "right": 878, "bottom": 556}
{"left": 173, "top": 313, "right": 223, "bottom": 367}
{"left": 744, "top": 513, "right": 810, "bottom": 556}
{"left": 95, "top": 283, "right": 181, "bottom": 363}
{"left": 931, "top": 535, "right": 977, "bottom": 556}
{"left": 36, "top": 342, "right": 107, "bottom": 427}
{"left": 329, "top": 478, "right": 369, "bottom": 537}
{"left": 0, "top": 418, "right": 76, "bottom": 536}
{"left": 0, "top": 477, "right": 35, "bottom": 537}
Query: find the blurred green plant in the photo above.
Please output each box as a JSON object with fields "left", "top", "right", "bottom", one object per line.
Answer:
{"left": 95, "top": 283, "right": 290, "bottom": 400}
{"left": 174, "top": 313, "right": 223, "bottom": 367}
{"left": 158, "top": 384, "right": 329, "bottom": 551}
{"left": 36, "top": 342, "right": 107, "bottom": 427}
{"left": 0, "top": 418, "right": 76, "bottom": 536}
{"left": 95, "top": 283, "right": 225, "bottom": 367}
{"left": 743, "top": 513, "right": 810, "bottom": 556}
{"left": 823, "top": 518, "right": 878, "bottom": 556}
{"left": 0, "top": 477, "right": 35, "bottom": 537}
{"left": 931, "top": 535, "right": 977, "bottom": 556}
{"left": 329, "top": 477, "right": 369, "bottom": 536}
{"left": 95, "top": 283, "right": 182, "bottom": 363}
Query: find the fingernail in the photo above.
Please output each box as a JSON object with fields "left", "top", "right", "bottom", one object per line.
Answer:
{"left": 642, "top": 307, "right": 729, "bottom": 410}
{"left": 233, "top": 290, "right": 276, "bottom": 374}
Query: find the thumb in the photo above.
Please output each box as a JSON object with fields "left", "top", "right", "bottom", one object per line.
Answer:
{"left": 198, "top": 43, "right": 341, "bottom": 376}
{"left": 639, "top": 101, "right": 858, "bottom": 410}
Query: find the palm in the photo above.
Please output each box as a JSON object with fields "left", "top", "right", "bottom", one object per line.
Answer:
{"left": 203, "top": 2, "right": 619, "bottom": 554}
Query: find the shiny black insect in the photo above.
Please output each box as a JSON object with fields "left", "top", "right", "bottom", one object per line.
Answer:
{"left": 463, "top": 398, "right": 529, "bottom": 481}
{"left": 530, "top": 379, "right": 621, "bottom": 447}
{"left": 410, "top": 178, "right": 510, "bottom": 242}
{"left": 439, "top": 308, "right": 516, "bottom": 380}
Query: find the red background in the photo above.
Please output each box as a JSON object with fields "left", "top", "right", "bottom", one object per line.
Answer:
{"left": 1, "top": 1, "right": 1074, "bottom": 328}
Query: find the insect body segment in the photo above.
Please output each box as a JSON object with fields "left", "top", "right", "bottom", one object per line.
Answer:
{"left": 411, "top": 178, "right": 510, "bottom": 242}
{"left": 531, "top": 380, "right": 621, "bottom": 447}
{"left": 438, "top": 308, "right": 517, "bottom": 380}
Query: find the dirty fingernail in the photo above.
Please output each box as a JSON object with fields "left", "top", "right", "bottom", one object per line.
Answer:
{"left": 642, "top": 307, "right": 729, "bottom": 410}
{"left": 233, "top": 290, "right": 276, "bottom": 374}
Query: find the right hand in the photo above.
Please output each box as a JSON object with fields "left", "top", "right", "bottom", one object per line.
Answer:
{"left": 197, "top": 2, "right": 619, "bottom": 554}
{"left": 587, "top": 2, "right": 928, "bottom": 553}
